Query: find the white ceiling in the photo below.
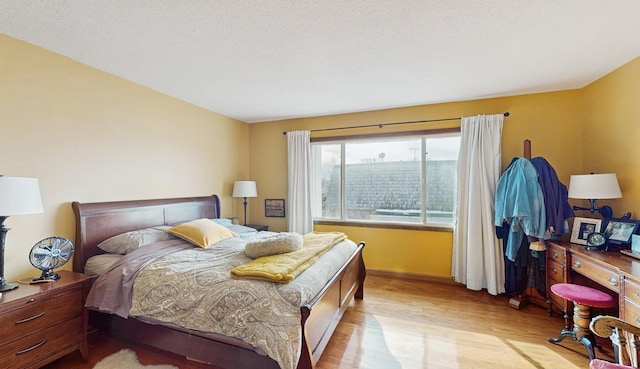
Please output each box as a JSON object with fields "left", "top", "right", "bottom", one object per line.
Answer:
{"left": 2, "top": 1, "right": 640, "bottom": 123}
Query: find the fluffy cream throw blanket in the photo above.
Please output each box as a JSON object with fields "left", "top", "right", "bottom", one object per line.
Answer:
{"left": 230, "top": 231, "right": 347, "bottom": 283}
{"left": 93, "top": 349, "right": 178, "bottom": 369}
{"left": 244, "top": 232, "right": 303, "bottom": 258}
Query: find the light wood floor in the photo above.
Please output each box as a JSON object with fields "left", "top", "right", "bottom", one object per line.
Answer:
{"left": 44, "top": 274, "right": 606, "bottom": 369}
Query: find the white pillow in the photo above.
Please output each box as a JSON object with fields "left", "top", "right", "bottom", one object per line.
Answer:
{"left": 97, "top": 226, "right": 175, "bottom": 255}
{"left": 84, "top": 254, "right": 122, "bottom": 276}
{"left": 228, "top": 224, "right": 258, "bottom": 234}
{"left": 211, "top": 218, "right": 234, "bottom": 227}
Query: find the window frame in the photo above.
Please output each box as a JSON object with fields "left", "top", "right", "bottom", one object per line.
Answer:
{"left": 311, "top": 127, "right": 460, "bottom": 230}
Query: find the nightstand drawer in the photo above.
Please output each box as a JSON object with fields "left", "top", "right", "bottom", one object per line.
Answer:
{"left": 246, "top": 224, "right": 268, "bottom": 231}
{"left": 0, "top": 271, "right": 92, "bottom": 368}
{"left": 0, "top": 289, "right": 83, "bottom": 345}
{"left": 0, "top": 315, "right": 84, "bottom": 369}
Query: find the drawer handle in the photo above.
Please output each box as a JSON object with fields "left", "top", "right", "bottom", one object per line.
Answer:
{"left": 553, "top": 252, "right": 559, "bottom": 259}
{"left": 573, "top": 261, "right": 581, "bottom": 268}
{"left": 551, "top": 268, "right": 558, "bottom": 275}
{"left": 609, "top": 278, "right": 619, "bottom": 286}
{"left": 15, "top": 312, "right": 45, "bottom": 324}
{"left": 15, "top": 340, "right": 46, "bottom": 355}
{"left": 637, "top": 318, "right": 640, "bottom": 325}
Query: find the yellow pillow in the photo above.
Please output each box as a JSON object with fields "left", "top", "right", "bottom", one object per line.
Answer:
{"left": 168, "top": 218, "right": 237, "bottom": 248}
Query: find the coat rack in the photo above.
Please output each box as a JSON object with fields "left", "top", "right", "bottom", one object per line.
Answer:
{"left": 523, "top": 139, "right": 531, "bottom": 160}
{"left": 508, "top": 139, "right": 551, "bottom": 311}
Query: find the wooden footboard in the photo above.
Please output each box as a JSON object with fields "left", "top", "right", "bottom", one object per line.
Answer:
{"left": 299, "top": 242, "right": 366, "bottom": 369}
{"left": 72, "top": 196, "right": 366, "bottom": 369}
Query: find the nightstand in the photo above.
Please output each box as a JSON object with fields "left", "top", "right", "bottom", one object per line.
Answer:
{"left": 0, "top": 270, "right": 93, "bottom": 369}
{"left": 245, "top": 224, "right": 269, "bottom": 231}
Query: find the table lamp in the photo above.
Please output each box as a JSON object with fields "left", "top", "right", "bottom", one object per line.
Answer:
{"left": 232, "top": 181, "right": 257, "bottom": 226}
{"left": 568, "top": 173, "right": 622, "bottom": 219}
{"left": 0, "top": 176, "right": 44, "bottom": 291}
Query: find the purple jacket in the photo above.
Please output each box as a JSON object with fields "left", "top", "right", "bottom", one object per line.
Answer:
{"left": 530, "top": 157, "right": 574, "bottom": 238}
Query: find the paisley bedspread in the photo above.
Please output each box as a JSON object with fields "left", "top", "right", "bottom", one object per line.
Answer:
{"left": 128, "top": 232, "right": 358, "bottom": 369}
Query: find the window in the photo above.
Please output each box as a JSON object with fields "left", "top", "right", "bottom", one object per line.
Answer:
{"left": 311, "top": 132, "right": 460, "bottom": 226}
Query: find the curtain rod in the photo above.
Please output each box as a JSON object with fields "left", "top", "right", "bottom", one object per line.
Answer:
{"left": 282, "top": 112, "right": 509, "bottom": 135}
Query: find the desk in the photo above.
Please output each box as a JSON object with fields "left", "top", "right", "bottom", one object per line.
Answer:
{"left": 547, "top": 241, "right": 640, "bottom": 327}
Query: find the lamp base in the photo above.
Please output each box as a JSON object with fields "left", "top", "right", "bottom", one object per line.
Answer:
{"left": 0, "top": 281, "right": 18, "bottom": 292}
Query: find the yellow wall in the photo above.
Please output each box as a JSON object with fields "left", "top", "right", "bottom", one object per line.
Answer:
{"left": 314, "top": 224, "right": 454, "bottom": 277}
{"left": 249, "top": 91, "right": 584, "bottom": 277}
{"left": 1, "top": 34, "right": 250, "bottom": 281}
{"left": 3, "top": 31, "right": 638, "bottom": 283}
{"left": 581, "top": 57, "right": 640, "bottom": 217}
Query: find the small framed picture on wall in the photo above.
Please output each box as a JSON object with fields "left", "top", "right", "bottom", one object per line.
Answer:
{"left": 265, "top": 199, "right": 285, "bottom": 217}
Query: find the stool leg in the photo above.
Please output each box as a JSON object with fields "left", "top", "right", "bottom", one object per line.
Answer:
{"left": 548, "top": 326, "right": 576, "bottom": 343}
{"left": 547, "top": 302, "right": 596, "bottom": 360}
{"left": 572, "top": 302, "right": 596, "bottom": 360}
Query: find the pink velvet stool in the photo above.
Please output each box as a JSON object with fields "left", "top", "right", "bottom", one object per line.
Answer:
{"left": 548, "top": 283, "right": 616, "bottom": 360}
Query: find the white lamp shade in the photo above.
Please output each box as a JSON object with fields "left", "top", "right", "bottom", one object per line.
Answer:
{"left": 232, "top": 181, "right": 257, "bottom": 198}
{"left": 0, "top": 177, "right": 44, "bottom": 216}
{"left": 568, "top": 173, "right": 622, "bottom": 200}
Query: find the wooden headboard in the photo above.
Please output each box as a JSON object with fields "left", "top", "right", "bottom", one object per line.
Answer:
{"left": 71, "top": 195, "right": 221, "bottom": 273}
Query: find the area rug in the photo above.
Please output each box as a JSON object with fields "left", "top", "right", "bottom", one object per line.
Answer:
{"left": 93, "top": 349, "right": 179, "bottom": 369}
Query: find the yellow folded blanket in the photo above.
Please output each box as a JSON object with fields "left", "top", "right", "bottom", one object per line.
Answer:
{"left": 230, "top": 231, "right": 348, "bottom": 283}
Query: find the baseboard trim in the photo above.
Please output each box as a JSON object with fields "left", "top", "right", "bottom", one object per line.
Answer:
{"left": 366, "top": 269, "right": 458, "bottom": 285}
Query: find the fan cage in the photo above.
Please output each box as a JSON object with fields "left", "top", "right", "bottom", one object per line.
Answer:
{"left": 29, "top": 237, "right": 74, "bottom": 282}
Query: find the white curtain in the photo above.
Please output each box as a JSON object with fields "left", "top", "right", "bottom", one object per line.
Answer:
{"left": 452, "top": 114, "right": 504, "bottom": 295}
{"left": 287, "top": 130, "right": 313, "bottom": 234}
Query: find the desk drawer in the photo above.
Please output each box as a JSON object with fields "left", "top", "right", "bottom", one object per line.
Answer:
{"left": 547, "top": 259, "right": 565, "bottom": 283}
{"left": 571, "top": 254, "right": 620, "bottom": 292}
{"left": 548, "top": 243, "right": 566, "bottom": 265}
{"left": 623, "top": 298, "right": 640, "bottom": 328}
{"left": 548, "top": 280, "right": 568, "bottom": 310}
{"left": 624, "top": 277, "right": 640, "bottom": 306}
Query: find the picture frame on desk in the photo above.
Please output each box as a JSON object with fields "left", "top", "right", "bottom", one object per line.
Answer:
{"left": 570, "top": 217, "right": 602, "bottom": 245}
{"left": 603, "top": 218, "right": 640, "bottom": 246}
{"left": 618, "top": 234, "right": 640, "bottom": 259}
{"left": 633, "top": 234, "right": 640, "bottom": 253}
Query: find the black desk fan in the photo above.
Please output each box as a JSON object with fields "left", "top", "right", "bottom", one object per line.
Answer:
{"left": 29, "top": 237, "right": 74, "bottom": 282}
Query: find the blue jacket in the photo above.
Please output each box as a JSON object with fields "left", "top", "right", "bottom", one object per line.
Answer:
{"left": 495, "top": 158, "right": 546, "bottom": 261}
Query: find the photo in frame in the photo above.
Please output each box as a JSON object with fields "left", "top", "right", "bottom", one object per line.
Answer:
{"left": 602, "top": 218, "right": 640, "bottom": 245}
{"left": 570, "top": 217, "right": 602, "bottom": 245}
{"left": 620, "top": 234, "right": 640, "bottom": 259}
{"left": 632, "top": 234, "right": 640, "bottom": 253}
{"left": 265, "top": 199, "right": 285, "bottom": 217}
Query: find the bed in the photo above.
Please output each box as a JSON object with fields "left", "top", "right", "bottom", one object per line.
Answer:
{"left": 72, "top": 195, "right": 365, "bottom": 369}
